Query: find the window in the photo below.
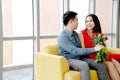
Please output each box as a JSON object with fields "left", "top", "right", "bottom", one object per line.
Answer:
{"left": 2, "top": 0, "right": 33, "bottom": 66}
{"left": 39, "top": 0, "right": 60, "bottom": 51}
{"left": 40, "top": 0, "right": 60, "bottom": 36}
{"left": 69, "top": 0, "right": 89, "bottom": 32}
{"left": 95, "top": 0, "right": 119, "bottom": 48}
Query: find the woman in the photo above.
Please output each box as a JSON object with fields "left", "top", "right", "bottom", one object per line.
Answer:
{"left": 79, "top": 14, "right": 109, "bottom": 80}
{"left": 79, "top": 14, "right": 102, "bottom": 59}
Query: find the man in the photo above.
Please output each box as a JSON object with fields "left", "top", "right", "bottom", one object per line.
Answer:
{"left": 57, "top": 11, "right": 108, "bottom": 80}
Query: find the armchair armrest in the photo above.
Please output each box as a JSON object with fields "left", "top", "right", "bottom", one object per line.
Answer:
{"left": 106, "top": 47, "right": 120, "bottom": 61}
{"left": 35, "top": 52, "right": 69, "bottom": 80}
{"left": 107, "top": 47, "right": 120, "bottom": 54}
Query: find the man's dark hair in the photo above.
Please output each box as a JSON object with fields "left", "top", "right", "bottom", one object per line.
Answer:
{"left": 63, "top": 11, "right": 78, "bottom": 26}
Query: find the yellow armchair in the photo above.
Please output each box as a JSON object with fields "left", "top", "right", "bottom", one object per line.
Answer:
{"left": 34, "top": 44, "right": 120, "bottom": 80}
{"left": 35, "top": 44, "right": 98, "bottom": 80}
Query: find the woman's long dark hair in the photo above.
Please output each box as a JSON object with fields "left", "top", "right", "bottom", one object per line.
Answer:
{"left": 85, "top": 14, "right": 102, "bottom": 33}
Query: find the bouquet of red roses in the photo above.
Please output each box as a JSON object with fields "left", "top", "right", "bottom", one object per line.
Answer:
{"left": 92, "top": 33, "right": 108, "bottom": 62}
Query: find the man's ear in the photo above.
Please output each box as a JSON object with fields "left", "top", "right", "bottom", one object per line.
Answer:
{"left": 68, "top": 19, "right": 72, "bottom": 24}
{"left": 69, "top": 19, "right": 73, "bottom": 23}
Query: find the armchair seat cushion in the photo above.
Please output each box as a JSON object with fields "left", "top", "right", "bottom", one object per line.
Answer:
{"left": 64, "top": 70, "right": 98, "bottom": 80}
{"left": 90, "top": 70, "right": 98, "bottom": 80}
{"left": 64, "top": 71, "right": 80, "bottom": 80}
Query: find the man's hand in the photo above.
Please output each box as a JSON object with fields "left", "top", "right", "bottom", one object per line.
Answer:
{"left": 94, "top": 44, "right": 104, "bottom": 51}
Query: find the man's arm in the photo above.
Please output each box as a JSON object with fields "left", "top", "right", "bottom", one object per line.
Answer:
{"left": 58, "top": 35, "right": 95, "bottom": 56}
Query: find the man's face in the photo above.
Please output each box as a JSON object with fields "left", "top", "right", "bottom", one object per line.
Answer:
{"left": 71, "top": 16, "right": 79, "bottom": 30}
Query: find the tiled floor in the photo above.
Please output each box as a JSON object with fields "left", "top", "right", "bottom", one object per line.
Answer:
{"left": 3, "top": 67, "right": 33, "bottom": 80}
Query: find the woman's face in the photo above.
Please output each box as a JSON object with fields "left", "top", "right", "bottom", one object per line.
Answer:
{"left": 85, "top": 16, "right": 95, "bottom": 30}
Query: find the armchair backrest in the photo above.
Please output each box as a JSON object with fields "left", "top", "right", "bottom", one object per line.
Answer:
{"left": 43, "top": 44, "right": 59, "bottom": 55}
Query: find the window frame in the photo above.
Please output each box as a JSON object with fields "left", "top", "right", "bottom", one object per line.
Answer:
{"left": 0, "top": 0, "right": 3, "bottom": 79}
{"left": 111, "top": 0, "right": 119, "bottom": 48}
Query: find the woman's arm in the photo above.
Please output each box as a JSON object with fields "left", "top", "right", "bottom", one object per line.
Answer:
{"left": 78, "top": 31, "right": 85, "bottom": 48}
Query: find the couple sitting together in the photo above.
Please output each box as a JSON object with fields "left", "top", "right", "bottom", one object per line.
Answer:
{"left": 57, "top": 11, "right": 110, "bottom": 80}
